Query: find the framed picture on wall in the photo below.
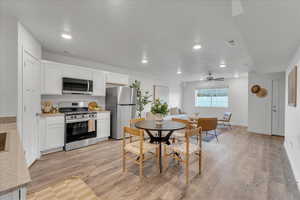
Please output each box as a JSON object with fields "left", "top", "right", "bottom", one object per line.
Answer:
{"left": 288, "top": 65, "right": 297, "bottom": 107}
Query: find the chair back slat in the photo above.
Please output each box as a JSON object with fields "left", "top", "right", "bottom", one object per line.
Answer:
{"left": 130, "top": 118, "right": 145, "bottom": 128}
{"left": 197, "top": 118, "right": 217, "bottom": 131}
{"left": 185, "top": 127, "right": 202, "bottom": 137}
{"left": 172, "top": 118, "right": 192, "bottom": 129}
{"left": 124, "top": 126, "right": 143, "bottom": 137}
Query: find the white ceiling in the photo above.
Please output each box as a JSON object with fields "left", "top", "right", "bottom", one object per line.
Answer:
{"left": 1, "top": 0, "right": 300, "bottom": 79}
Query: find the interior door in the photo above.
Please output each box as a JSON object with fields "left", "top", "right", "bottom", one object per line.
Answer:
{"left": 23, "top": 51, "right": 41, "bottom": 166}
{"left": 271, "top": 79, "right": 283, "bottom": 136}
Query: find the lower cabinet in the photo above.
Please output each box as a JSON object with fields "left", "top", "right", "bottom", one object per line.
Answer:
{"left": 97, "top": 112, "right": 110, "bottom": 139}
{"left": 0, "top": 187, "right": 26, "bottom": 200}
{"left": 39, "top": 116, "right": 65, "bottom": 154}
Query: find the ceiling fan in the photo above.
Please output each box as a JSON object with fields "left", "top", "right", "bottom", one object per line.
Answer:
{"left": 205, "top": 72, "right": 225, "bottom": 81}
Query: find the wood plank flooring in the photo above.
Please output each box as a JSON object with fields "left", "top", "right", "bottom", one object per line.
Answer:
{"left": 28, "top": 127, "right": 300, "bottom": 200}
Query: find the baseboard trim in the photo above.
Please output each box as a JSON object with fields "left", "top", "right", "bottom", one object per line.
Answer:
{"left": 284, "top": 141, "right": 300, "bottom": 191}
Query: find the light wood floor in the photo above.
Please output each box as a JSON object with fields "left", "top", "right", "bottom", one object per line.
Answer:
{"left": 28, "top": 127, "right": 300, "bottom": 200}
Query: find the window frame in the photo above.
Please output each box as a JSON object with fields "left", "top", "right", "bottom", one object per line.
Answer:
{"left": 194, "top": 87, "right": 229, "bottom": 108}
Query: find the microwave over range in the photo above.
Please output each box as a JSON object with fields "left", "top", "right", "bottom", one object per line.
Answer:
{"left": 62, "top": 77, "right": 93, "bottom": 95}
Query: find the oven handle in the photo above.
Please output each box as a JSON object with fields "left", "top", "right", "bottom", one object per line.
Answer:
{"left": 66, "top": 118, "right": 97, "bottom": 124}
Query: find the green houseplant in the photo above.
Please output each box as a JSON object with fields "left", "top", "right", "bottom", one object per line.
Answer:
{"left": 130, "top": 80, "right": 152, "bottom": 118}
{"left": 151, "top": 99, "right": 169, "bottom": 125}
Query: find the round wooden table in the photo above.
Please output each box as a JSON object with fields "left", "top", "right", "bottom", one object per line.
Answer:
{"left": 135, "top": 120, "right": 186, "bottom": 173}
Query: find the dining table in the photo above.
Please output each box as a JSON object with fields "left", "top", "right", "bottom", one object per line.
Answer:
{"left": 135, "top": 120, "right": 186, "bottom": 173}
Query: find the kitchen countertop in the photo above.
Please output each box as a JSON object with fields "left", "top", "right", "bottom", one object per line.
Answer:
{"left": 39, "top": 113, "right": 65, "bottom": 117}
{"left": 39, "top": 110, "right": 110, "bottom": 117}
{"left": 94, "top": 110, "right": 110, "bottom": 113}
{"left": 0, "top": 120, "right": 31, "bottom": 195}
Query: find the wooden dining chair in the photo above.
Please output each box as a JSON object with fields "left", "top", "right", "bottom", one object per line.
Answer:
{"left": 197, "top": 118, "right": 218, "bottom": 142}
{"left": 171, "top": 118, "right": 198, "bottom": 143}
{"left": 123, "top": 126, "right": 159, "bottom": 179}
{"left": 163, "top": 127, "right": 202, "bottom": 184}
{"left": 129, "top": 118, "right": 146, "bottom": 142}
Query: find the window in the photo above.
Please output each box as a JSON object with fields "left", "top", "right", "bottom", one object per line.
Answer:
{"left": 195, "top": 88, "right": 229, "bottom": 107}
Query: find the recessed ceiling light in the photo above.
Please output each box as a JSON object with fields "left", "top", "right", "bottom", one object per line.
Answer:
{"left": 200, "top": 77, "right": 204, "bottom": 81}
{"left": 220, "top": 64, "right": 227, "bottom": 68}
{"left": 141, "top": 59, "right": 148, "bottom": 64}
{"left": 61, "top": 33, "right": 72, "bottom": 40}
{"left": 234, "top": 73, "right": 239, "bottom": 78}
{"left": 177, "top": 70, "right": 182, "bottom": 74}
{"left": 193, "top": 44, "right": 202, "bottom": 50}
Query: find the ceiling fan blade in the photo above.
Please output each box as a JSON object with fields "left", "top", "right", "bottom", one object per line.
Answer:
{"left": 213, "top": 78, "right": 225, "bottom": 81}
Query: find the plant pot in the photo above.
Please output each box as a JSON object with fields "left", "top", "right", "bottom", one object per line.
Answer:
{"left": 154, "top": 114, "right": 164, "bottom": 126}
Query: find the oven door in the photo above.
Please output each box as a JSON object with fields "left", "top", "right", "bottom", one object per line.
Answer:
{"left": 65, "top": 120, "right": 97, "bottom": 143}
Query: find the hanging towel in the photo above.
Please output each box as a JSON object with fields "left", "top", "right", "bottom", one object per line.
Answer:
{"left": 88, "top": 120, "right": 96, "bottom": 132}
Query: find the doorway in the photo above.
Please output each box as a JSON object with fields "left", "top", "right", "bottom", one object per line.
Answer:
{"left": 271, "top": 79, "right": 284, "bottom": 136}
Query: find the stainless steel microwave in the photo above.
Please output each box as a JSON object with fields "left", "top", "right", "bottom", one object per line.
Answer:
{"left": 62, "top": 77, "right": 93, "bottom": 95}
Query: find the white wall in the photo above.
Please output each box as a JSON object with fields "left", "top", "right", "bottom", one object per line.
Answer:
{"left": 248, "top": 72, "right": 285, "bottom": 135}
{"left": 0, "top": 12, "right": 18, "bottom": 117}
{"left": 182, "top": 77, "right": 248, "bottom": 126}
{"left": 285, "top": 46, "right": 300, "bottom": 188}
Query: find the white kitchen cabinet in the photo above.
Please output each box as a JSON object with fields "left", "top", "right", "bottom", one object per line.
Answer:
{"left": 41, "top": 61, "right": 62, "bottom": 95}
{"left": 97, "top": 112, "right": 110, "bottom": 139}
{"left": 61, "top": 64, "right": 92, "bottom": 80}
{"left": 92, "top": 70, "right": 106, "bottom": 96}
{"left": 0, "top": 187, "right": 26, "bottom": 200}
{"left": 106, "top": 72, "right": 129, "bottom": 85}
{"left": 39, "top": 116, "right": 65, "bottom": 153}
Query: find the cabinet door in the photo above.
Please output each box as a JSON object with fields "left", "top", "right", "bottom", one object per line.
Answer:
{"left": 97, "top": 119, "right": 102, "bottom": 139}
{"left": 103, "top": 116, "right": 110, "bottom": 138}
{"left": 97, "top": 113, "right": 110, "bottom": 138}
{"left": 46, "top": 117, "right": 65, "bottom": 149}
{"left": 106, "top": 72, "right": 129, "bottom": 85}
{"left": 93, "top": 71, "right": 106, "bottom": 96}
{"left": 42, "top": 61, "right": 62, "bottom": 95}
{"left": 0, "top": 189, "right": 19, "bottom": 200}
{"left": 39, "top": 117, "right": 46, "bottom": 152}
{"left": 62, "top": 65, "right": 92, "bottom": 80}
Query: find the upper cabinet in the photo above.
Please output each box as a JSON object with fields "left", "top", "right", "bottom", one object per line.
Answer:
{"left": 106, "top": 72, "right": 129, "bottom": 85}
{"left": 92, "top": 70, "right": 106, "bottom": 96}
{"left": 61, "top": 64, "right": 92, "bottom": 80}
{"left": 41, "top": 60, "right": 127, "bottom": 96}
{"left": 41, "top": 61, "right": 62, "bottom": 95}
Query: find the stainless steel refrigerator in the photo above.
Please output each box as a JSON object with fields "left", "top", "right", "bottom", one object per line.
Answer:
{"left": 106, "top": 87, "right": 137, "bottom": 139}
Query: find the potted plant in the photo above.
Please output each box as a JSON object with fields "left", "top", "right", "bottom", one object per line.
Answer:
{"left": 130, "top": 80, "right": 152, "bottom": 118}
{"left": 151, "top": 99, "right": 169, "bottom": 125}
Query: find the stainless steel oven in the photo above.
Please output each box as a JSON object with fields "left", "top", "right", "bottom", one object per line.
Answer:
{"left": 62, "top": 77, "right": 93, "bottom": 95}
{"left": 59, "top": 102, "right": 98, "bottom": 151}
{"left": 64, "top": 113, "right": 97, "bottom": 151}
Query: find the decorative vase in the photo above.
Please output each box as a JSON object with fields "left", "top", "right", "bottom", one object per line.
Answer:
{"left": 154, "top": 113, "right": 164, "bottom": 126}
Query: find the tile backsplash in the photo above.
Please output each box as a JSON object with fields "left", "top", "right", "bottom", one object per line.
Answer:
{"left": 41, "top": 94, "right": 105, "bottom": 109}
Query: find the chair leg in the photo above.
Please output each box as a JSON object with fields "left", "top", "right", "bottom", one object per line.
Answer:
{"left": 163, "top": 145, "right": 168, "bottom": 171}
{"left": 185, "top": 153, "right": 189, "bottom": 184}
{"left": 139, "top": 154, "right": 144, "bottom": 179}
{"left": 123, "top": 150, "right": 126, "bottom": 172}
{"left": 214, "top": 130, "right": 219, "bottom": 143}
{"left": 198, "top": 150, "right": 202, "bottom": 175}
